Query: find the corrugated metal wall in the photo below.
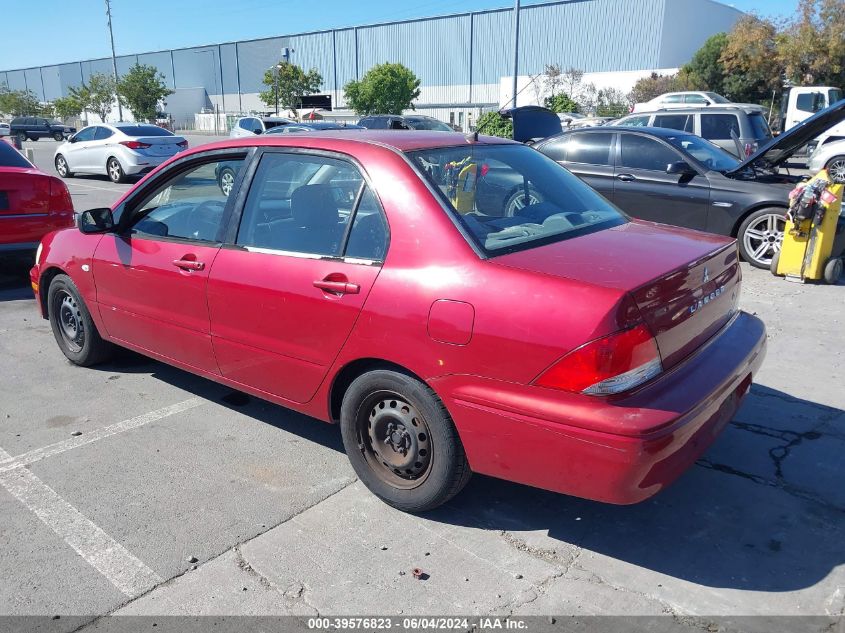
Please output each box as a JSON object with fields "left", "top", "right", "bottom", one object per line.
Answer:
{"left": 1, "top": 0, "right": 741, "bottom": 114}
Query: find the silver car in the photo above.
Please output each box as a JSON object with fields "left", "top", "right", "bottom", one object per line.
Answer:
{"left": 230, "top": 116, "right": 293, "bottom": 138}
{"left": 808, "top": 137, "right": 845, "bottom": 183}
{"left": 54, "top": 123, "right": 188, "bottom": 183}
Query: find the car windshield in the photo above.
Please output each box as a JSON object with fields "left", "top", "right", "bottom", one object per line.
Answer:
{"left": 663, "top": 133, "right": 740, "bottom": 172}
{"left": 117, "top": 125, "right": 174, "bottom": 137}
{"left": 407, "top": 118, "right": 453, "bottom": 131}
{"left": 706, "top": 92, "right": 731, "bottom": 104}
{"left": 0, "top": 141, "right": 32, "bottom": 167}
{"left": 409, "top": 144, "right": 626, "bottom": 256}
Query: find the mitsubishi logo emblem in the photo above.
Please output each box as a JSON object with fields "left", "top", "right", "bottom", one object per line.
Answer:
{"left": 703, "top": 267, "right": 710, "bottom": 284}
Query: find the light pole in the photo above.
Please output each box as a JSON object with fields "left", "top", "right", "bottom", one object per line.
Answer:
{"left": 104, "top": 0, "right": 123, "bottom": 121}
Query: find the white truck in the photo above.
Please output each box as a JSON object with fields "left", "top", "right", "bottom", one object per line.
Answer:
{"left": 781, "top": 86, "right": 844, "bottom": 157}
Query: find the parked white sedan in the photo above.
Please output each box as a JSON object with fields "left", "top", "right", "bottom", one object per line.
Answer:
{"left": 54, "top": 123, "right": 188, "bottom": 183}
{"left": 0, "top": 122, "right": 10, "bottom": 137}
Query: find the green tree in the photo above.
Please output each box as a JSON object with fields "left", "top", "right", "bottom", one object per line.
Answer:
{"left": 681, "top": 32, "right": 729, "bottom": 94}
{"left": 778, "top": 0, "right": 845, "bottom": 87}
{"left": 474, "top": 111, "right": 512, "bottom": 139}
{"left": 595, "top": 88, "right": 631, "bottom": 117}
{"left": 344, "top": 63, "right": 421, "bottom": 115}
{"left": 51, "top": 95, "right": 83, "bottom": 120}
{"left": 0, "top": 84, "right": 42, "bottom": 116}
{"left": 117, "top": 64, "right": 172, "bottom": 122}
{"left": 70, "top": 73, "right": 117, "bottom": 123}
{"left": 544, "top": 92, "right": 579, "bottom": 113}
{"left": 259, "top": 62, "right": 323, "bottom": 118}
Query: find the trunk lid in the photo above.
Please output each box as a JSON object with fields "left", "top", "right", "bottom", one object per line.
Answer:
{"left": 494, "top": 221, "right": 741, "bottom": 370}
{"left": 135, "top": 136, "right": 186, "bottom": 157}
{"left": 0, "top": 168, "right": 50, "bottom": 215}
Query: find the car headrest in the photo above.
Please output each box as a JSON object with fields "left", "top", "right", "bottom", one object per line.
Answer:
{"left": 290, "top": 184, "right": 338, "bottom": 230}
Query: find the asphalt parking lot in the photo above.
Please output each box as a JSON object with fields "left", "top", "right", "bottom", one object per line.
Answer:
{"left": 0, "top": 136, "right": 843, "bottom": 627}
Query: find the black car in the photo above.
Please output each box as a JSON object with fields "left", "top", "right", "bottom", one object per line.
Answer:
{"left": 357, "top": 114, "right": 453, "bottom": 132}
{"left": 264, "top": 121, "right": 364, "bottom": 134}
{"left": 511, "top": 102, "right": 845, "bottom": 268}
{"left": 10, "top": 117, "right": 76, "bottom": 143}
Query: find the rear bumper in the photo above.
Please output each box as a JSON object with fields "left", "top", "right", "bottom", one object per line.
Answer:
{"left": 433, "top": 311, "right": 766, "bottom": 504}
{"left": 120, "top": 151, "right": 171, "bottom": 175}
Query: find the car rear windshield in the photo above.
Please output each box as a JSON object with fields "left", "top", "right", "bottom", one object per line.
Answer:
{"left": 117, "top": 125, "right": 174, "bottom": 137}
{"left": 0, "top": 141, "right": 32, "bottom": 168}
{"left": 749, "top": 113, "right": 772, "bottom": 140}
{"left": 406, "top": 117, "right": 453, "bottom": 131}
{"left": 408, "top": 144, "right": 626, "bottom": 256}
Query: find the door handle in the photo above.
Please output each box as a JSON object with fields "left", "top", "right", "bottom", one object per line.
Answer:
{"left": 616, "top": 173, "right": 636, "bottom": 182}
{"left": 172, "top": 258, "right": 205, "bottom": 271}
{"left": 313, "top": 279, "right": 360, "bottom": 295}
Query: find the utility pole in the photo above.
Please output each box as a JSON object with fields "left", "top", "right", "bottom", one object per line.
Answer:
{"left": 511, "top": 0, "right": 520, "bottom": 109}
{"left": 104, "top": 0, "right": 123, "bottom": 121}
{"left": 276, "top": 47, "right": 295, "bottom": 118}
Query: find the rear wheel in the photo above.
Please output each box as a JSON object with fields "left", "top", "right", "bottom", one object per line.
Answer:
{"left": 504, "top": 186, "right": 543, "bottom": 217}
{"left": 218, "top": 167, "right": 236, "bottom": 196}
{"left": 340, "top": 370, "right": 471, "bottom": 512}
{"left": 738, "top": 208, "right": 786, "bottom": 269}
{"left": 823, "top": 257, "right": 843, "bottom": 285}
{"left": 825, "top": 155, "right": 845, "bottom": 184}
{"left": 16, "top": 131, "right": 27, "bottom": 143}
{"left": 55, "top": 154, "right": 73, "bottom": 178}
{"left": 107, "top": 157, "right": 126, "bottom": 183}
{"left": 48, "top": 274, "right": 114, "bottom": 366}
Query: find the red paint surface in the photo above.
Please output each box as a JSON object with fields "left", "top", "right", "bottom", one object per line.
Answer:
{"left": 0, "top": 167, "right": 74, "bottom": 248}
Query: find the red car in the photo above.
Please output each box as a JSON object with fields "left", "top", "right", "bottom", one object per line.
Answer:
{"left": 30, "top": 131, "right": 766, "bottom": 512}
{"left": 1, "top": 140, "right": 74, "bottom": 255}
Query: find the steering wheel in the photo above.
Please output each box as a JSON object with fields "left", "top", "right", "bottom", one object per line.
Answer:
{"left": 187, "top": 199, "right": 226, "bottom": 241}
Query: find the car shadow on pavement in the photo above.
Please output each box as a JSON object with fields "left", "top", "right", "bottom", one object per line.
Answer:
{"left": 0, "top": 255, "right": 35, "bottom": 301}
{"left": 424, "top": 383, "right": 845, "bottom": 594}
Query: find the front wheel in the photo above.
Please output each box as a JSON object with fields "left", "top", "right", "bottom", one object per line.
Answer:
{"left": 107, "top": 157, "right": 127, "bottom": 183}
{"left": 55, "top": 154, "right": 73, "bottom": 178}
{"left": 738, "top": 208, "right": 786, "bottom": 269}
{"left": 340, "top": 370, "right": 471, "bottom": 512}
{"left": 48, "top": 274, "right": 114, "bottom": 366}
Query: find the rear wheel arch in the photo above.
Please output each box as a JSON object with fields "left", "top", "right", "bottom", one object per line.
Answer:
{"left": 328, "top": 358, "right": 430, "bottom": 423}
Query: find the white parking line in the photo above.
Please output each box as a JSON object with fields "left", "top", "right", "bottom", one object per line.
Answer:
{"left": 0, "top": 398, "right": 203, "bottom": 474}
{"left": 0, "top": 460, "right": 162, "bottom": 596}
{"left": 65, "top": 182, "right": 129, "bottom": 192}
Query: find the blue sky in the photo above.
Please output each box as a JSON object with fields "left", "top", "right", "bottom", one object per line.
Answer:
{"left": 1, "top": 0, "right": 799, "bottom": 70}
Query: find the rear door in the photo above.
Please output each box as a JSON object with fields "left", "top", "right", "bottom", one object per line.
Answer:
{"left": 92, "top": 151, "right": 249, "bottom": 372}
{"left": 207, "top": 150, "right": 387, "bottom": 403}
{"left": 545, "top": 131, "right": 615, "bottom": 199}
{"left": 613, "top": 132, "right": 711, "bottom": 230}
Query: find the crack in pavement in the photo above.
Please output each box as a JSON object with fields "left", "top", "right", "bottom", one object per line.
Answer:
{"left": 233, "top": 545, "right": 320, "bottom": 615}
{"left": 728, "top": 419, "right": 824, "bottom": 479}
{"left": 70, "top": 477, "right": 359, "bottom": 630}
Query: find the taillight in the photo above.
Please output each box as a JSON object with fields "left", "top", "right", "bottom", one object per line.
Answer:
{"left": 534, "top": 323, "right": 663, "bottom": 396}
{"left": 120, "top": 140, "right": 151, "bottom": 149}
{"left": 744, "top": 142, "right": 756, "bottom": 157}
{"left": 177, "top": 140, "right": 188, "bottom": 149}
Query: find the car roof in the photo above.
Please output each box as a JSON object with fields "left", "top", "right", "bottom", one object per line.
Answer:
{"left": 624, "top": 107, "right": 760, "bottom": 116}
{"left": 550, "top": 126, "right": 695, "bottom": 140}
{"left": 192, "top": 130, "right": 519, "bottom": 153}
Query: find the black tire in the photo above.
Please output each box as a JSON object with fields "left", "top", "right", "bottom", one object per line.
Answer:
{"left": 825, "top": 155, "right": 845, "bottom": 184}
{"left": 48, "top": 274, "right": 114, "bottom": 366}
{"left": 53, "top": 132, "right": 64, "bottom": 141}
{"left": 770, "top": 251, "right": 781, "bottom": 276}
{"left": 107, "top": 157, "right": 127, "bottom": 183}
{"left": 503, "top": 186, "right": 543, "bottom": 217}
{"left": 16, "top": 131, "right": 27, "bottom": 143}
{"left": 737, "top": 207, "right": 786, "bottom": 269}
{"left": 823, "top": 258, "right": 843, "bottom": 285}
{"left": 340, "top": 370, "right": 471, "bottom": 512}
{"left": 55, "top": 154, "right": 73, "bottom": 178}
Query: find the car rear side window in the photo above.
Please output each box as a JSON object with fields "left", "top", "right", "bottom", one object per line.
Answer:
{"left": 564, "top": 133, "right": 613, "bottom": 165}
{"left": 701, "top": 114, "right": 740, "bottom": 141}
{"left": 94, "top": 127, "right": 114, "bottom": 140}
{"left": 683, "top": 94, "right": 708, "bottom": 104}
{"left": 619, "top": 134, "right": 680, "bottom": 171}
{"left": 236, "top": 152, "right": 385, "bottom": 259}
{"left": 0, "top": 141, "right": 32, "bottom": 168}
{"left": 653, "top": 114, "right": 694, "bottom": 132}
{"left": 619, "top": 115, "right": 649, "bottom": 127}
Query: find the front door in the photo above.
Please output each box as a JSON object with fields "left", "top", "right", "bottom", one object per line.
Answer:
{"left": 63, "top": 127, "right": 99, "bottom": 173}
{"left": 207, "top": 151, "right": 388, "bottom": 403}
{"left": 613, "top": 132, "right": 711, "bottom": 231}
{"left": 92, "top": 154, "right": 248, "bottom": 373}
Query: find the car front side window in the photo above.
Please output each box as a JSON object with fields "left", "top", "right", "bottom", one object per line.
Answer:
{"left": 129, "top": 157, "right": 246, "bottom": 242}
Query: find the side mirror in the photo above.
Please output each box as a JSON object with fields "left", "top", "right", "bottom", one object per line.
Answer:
{"left": 78, "top": 208, "right": 115, "bottom": 234}
{"left": 666, "top": 161, "right": 696, "bottom": 176}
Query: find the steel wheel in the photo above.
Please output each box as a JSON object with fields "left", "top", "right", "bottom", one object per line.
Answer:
{"left": 826, "top": 156, "right": 845, "bottom": 184}
{"left": 357, "top": 392, "right": 433, "bottom": 490}
{"left": 55, "top": 291, "right": 84, "bottom": 353}
{"left": 741, "top": 212, "right": 785, "bottom": 267}
{"left": 219, "top": 169, "right": 235, "bottom": 196}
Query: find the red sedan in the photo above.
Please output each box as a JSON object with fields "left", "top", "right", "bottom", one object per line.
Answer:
{"left": 30, "top": 131, "right": 766, "bottom": 512}
{"left": 1, "top": 140, "right": 74, "bottom": 255}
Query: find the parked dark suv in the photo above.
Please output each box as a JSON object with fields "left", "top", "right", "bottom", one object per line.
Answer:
{"left": 357, "top": 114, "right": 453, "bottom": 131}
{"left": 10, "top": 117, "right": 76, "bottom": 142}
